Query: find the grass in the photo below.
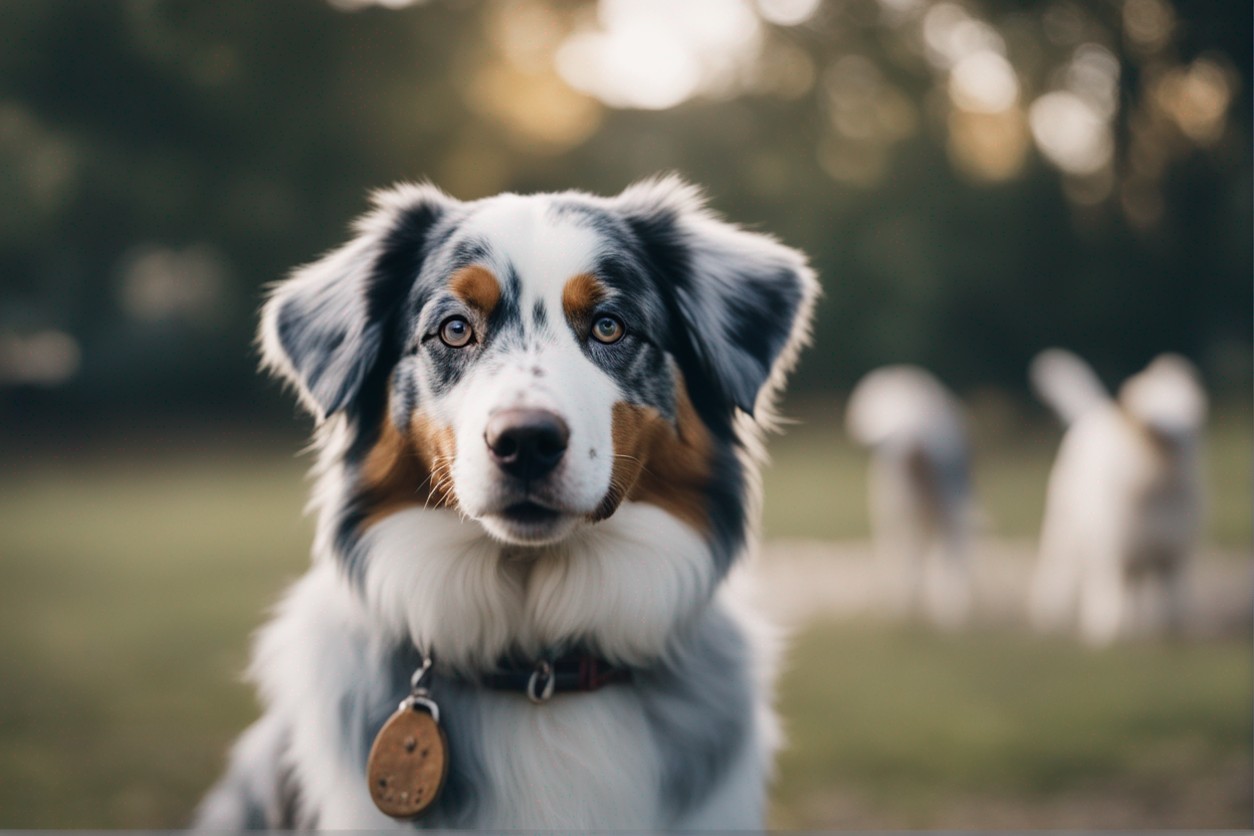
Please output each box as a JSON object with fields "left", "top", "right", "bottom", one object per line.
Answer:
{"left": 0, "top": 449, "right": 311, "bottom": 827}
{"left": 0, "top": 406, "right": 1248, "bottom": 827}
{"left": 772, "top": 624, "right": 1252, "bottom": 828}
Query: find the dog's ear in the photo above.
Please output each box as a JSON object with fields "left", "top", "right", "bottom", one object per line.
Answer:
{"left": 259, "top": 184, "right": 455, "bottom": 420}
{"left": 617, "top": 176, "right": 820, "bottom": 418}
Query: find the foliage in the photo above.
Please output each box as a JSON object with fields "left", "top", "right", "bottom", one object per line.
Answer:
{"left": 0, "top": 0, "right": 1249, "bottom": 428}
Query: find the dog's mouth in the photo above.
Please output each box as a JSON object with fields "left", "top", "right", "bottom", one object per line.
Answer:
{"left": 480, "top": 499, "right": 579, "bottom": 545}
{"left": 502, "top": 500, "right": 562, "bottom": 526}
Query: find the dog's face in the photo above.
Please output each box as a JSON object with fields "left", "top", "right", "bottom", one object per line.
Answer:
{"left": 261, "top": 178, "right": 817, "bottom": 551}
{"left": 387, "top": 198, "right": 677, "bottom": 546}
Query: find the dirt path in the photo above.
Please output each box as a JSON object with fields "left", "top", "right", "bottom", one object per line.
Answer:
{"left": 752, "top": 538, "right": 1252, "bottom": 637}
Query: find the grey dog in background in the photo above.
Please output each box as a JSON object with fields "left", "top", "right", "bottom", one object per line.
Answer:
{"left": 845, "top": 365, "right": 975, "bottom": 628}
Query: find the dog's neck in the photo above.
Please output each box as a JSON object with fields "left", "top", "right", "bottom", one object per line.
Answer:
{"left": 344, "top": 501, "right": 718, "bottom": 678}
{"left": 1117, "top": 404, "right": 1201, "bottom": 463}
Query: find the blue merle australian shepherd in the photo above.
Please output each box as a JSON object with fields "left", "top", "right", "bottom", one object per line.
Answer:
{"left": 193, "top": 176, "right": 818, "bottom": 830}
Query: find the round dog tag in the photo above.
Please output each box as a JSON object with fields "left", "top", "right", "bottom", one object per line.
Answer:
{"left": 366, "top": 697, "right": 448, "bottom": 819}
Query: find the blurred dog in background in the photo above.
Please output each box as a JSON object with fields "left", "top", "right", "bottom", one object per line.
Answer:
{"left": 1028, "top": 349, "right": 1207, "bottom": 645}
{"left": 845, "top": 366, "right": 974, "bottom": 628}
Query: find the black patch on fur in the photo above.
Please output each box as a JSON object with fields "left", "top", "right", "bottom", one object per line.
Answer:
{"left": 701, "top": 445, "right": 748, "bottom": 574}
{"left": 624, "top": 211, "right": 732, "bottom": 435}
{"left": 448, "top": 237, "right": 491, "bottom": 270}
{"left": 273, "top": 303, "right": 355, "bottom": 413}
{"left": 329, "top": 203, "right": 449, "bottom": 578}
{"left": 551, "top": 199, "right": 634, "bottom": 241}
{"left": 719, "top": 266, "right": 804, "bottom": 407}
{"left": 388, "top": 359, "right": 421, "bottom": 431}
{"left": 502, "top": 263, "right": 522, "bottom": 304}
{"left": 623, "top": 209, "right": 750, "bottom": 573}
{"left": 486, "top": 266, "right": 523, "bottom": 341}
{"left": 343, "top": 201, "right": 446, "bottom": 459}
{"left": 638, "top": 606, "right": 752, "bottom": 815}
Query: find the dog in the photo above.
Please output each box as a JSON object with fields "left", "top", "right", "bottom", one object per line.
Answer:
{"left": 1028, "top": 349, "right": 1207, "bottom": 645}
{"left": 844, "top": 366, "right": 974, "bottom": 627}
{"left": 192, "top": 176, "right": 818, "bottom": 830}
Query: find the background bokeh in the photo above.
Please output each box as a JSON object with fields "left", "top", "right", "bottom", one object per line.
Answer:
{"left": 0, "top": 0, "right": 1249, "bottom": 829}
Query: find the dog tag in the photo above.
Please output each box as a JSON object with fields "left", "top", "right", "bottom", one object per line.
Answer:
{"left": 366, "top": 696, "right": 448, "bottom": 819}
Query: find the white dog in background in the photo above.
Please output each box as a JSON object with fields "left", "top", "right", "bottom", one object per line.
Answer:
{"left": 1028, "top": 349, "right": 1207, "bottom": 645}
{"left": 845, "top": 366, "right": 974, "bottom": 627}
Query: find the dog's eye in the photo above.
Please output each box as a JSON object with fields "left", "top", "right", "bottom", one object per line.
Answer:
{"left": 591, "top": 315, "right": 625, "bottom": 345}
{"left": 439, "top": 316, "right": 474, "bottom": 348}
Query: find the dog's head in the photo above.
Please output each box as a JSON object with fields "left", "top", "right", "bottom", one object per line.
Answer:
{"left": 1118, "top": 353, "right": 1208, "bottom": 446}
{"left": 261, "top": 177, "right": 817, "bottom": 555}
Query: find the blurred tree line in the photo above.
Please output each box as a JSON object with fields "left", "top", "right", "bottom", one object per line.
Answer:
{"left": 0, "top": 0, "right": 1248, "bottom": 434}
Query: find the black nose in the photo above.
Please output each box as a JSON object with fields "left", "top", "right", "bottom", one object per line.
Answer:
{"left": 485, "top": 408, "right": 570, "bottom": 480}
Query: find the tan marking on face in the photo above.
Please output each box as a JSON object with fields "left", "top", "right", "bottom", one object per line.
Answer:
{"left": 449, "top": 265, "right": 502, "bottom": 315}
{"left": 593, "top": 375, "right": 713, "bottom": 535}
{"left": 562, "top": 272, "right": 608, "bottom": 327}
{"left": 360, "top": 411, "right": 459, "bottom": 528}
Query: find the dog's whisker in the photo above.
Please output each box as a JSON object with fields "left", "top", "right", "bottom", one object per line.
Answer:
{"left": 410, "top": 472, "right": 435, "bottom": 498}
{"left": 609, "top": 453, "right": 661, "bottom": 481}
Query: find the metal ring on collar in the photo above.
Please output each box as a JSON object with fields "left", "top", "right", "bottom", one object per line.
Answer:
{"left": 407, "top": 694, "right": 441, "bottom": 724}
{"left": 410, "top": 654, "right": 434, "bottom": 695}
{"left": 526, "top": 660, "right": 555, "bottom": 704}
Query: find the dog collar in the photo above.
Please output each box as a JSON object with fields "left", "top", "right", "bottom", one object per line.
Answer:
{"left": 367, "top": 650, "right": 632, "bottom": 820}
{"left": 480, "top": 653, "right": 633, "bottom": 703}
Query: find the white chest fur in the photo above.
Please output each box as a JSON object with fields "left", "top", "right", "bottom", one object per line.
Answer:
{"left": 356, "top": 502, "right": 717, "bottom": 673}
{"left": 457, "top": 687, "right": 661, "bottom": 829}
{"left": 245, "top": 502, "right": 767, "bottom": 830}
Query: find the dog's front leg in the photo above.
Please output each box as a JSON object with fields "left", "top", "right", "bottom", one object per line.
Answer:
{"left": 191, "top": 711, "right": 299, "bottom": 830}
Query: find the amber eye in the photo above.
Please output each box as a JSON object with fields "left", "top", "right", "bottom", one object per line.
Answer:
{"left": 439, "top": 316, "right": 474, "bottom": 348}
{"left": 591, "top": 315, "right": 625, "bottom": 345}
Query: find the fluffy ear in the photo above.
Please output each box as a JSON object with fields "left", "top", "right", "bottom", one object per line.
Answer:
{"left": 618, "top": 176, "right": 820, "bottom": 418}
{"left": 259, "top": 184, "right": 455, "bottom": 420}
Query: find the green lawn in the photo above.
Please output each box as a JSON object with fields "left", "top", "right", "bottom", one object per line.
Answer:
{"left": 773, "top": 624, "right": 1251, "bottom": 828}
{"left": 0, "top": 449, "right": 311, "bottom": 827}
{"left": 0, "top": 407, "right": 1248, "bottom": 827}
